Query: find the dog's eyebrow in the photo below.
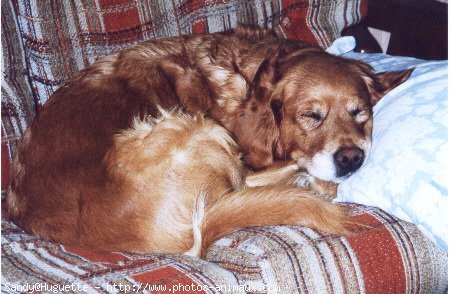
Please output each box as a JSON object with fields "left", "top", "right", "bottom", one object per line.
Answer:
{"left": 298, "top": 102, "right": 328, "bottom": 118}
{"left": 346, "top": 101, "right": 359, "bottom": 109}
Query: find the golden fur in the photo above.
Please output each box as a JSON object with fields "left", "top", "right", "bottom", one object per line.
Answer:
{"left": 80, "top": 110, "right": 353, "bottom": 256}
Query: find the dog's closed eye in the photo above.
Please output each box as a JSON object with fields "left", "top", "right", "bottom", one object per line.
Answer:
{"left": 348, "top": 107, "right": 369, "bottom": 123}
{"left": 299, "top": 112, "right": 324, "bottom": 129}
{"left": 302, "top": 112, "right": 322, "bottom": 121}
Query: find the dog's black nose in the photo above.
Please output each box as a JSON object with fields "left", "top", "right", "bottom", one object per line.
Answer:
{"left": 334, "top": 147, "right": 365, "bottom": 177}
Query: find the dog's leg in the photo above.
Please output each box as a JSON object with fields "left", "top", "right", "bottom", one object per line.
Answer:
{"left": 245, "top": 162, "right": 300, "bottom": 187}
{"left": 245, "top": 163, "right": 339, "bottom": 201}
{"left": 199, "top": 186, "right": 352, "bottom": 258}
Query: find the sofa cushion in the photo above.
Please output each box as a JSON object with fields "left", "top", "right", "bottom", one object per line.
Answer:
{"left": 2, "top": 205, "right": 447, "bottom": 292}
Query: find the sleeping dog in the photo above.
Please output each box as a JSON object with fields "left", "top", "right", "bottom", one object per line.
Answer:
{"left": 5, "top": 25, "right": 412, "bottom": 257}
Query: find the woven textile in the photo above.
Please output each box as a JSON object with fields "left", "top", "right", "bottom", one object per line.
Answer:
{"left": 207, "top": 205, "right": 448, "bottom": 293}
{"left": 1, "top": 0, "right": 366, "bottom": 191}
{"left": 8, "top": 0, "right": 366, "bottom": 106}
{"left": 1, "top": 0, "right": 37, "bottom": 191}
{"left": 2, "top": 205, "right": 447, "bottom": 293}
{"left": 1, "top": 216, "right": 240, "bottom": 293}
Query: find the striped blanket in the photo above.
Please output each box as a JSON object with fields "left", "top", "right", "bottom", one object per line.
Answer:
{"left": 1, "top": 205, "right": 447, "bottom": 293}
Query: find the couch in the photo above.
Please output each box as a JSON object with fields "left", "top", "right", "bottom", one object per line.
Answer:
{"left": 1, "top": 0, "right": 447, "bottom": 292}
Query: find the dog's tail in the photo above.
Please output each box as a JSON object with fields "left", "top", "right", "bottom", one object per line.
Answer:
{"left": 184, "top": 191, "right": 207, "bottom": 257}
{"left": 187, "top": 186, "right": 353, "bottom": 258}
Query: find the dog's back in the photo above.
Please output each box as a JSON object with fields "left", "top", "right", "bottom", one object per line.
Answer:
{"left": 7, "top": 109, "right": 244, "bottom": 252}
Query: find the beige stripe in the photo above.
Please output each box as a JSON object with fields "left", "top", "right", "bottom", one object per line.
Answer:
{"left": 340, "top": 240, "right": 366, "bottom": 292}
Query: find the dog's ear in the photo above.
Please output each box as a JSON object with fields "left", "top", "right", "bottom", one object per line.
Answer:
{"left": 229, "top": 53, "right": 281, "bottom": 170}
{"left": 367, "top": 69, "right": 414, "bottom": 105}
{"left": 351, "top": 60, "right": 414, "bottom": 105}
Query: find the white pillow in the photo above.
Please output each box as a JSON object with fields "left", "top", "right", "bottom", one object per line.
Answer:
{"left": 334, "top": 52, "right": 448, "bottom": 251}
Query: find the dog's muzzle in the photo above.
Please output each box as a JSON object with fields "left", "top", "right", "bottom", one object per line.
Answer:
{"left": 333, "top": 147, "right": 365, "bottom": 178}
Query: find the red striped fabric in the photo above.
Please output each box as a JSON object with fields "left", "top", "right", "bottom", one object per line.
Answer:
{"left": 348, "top": 214, "right": 406, "bottom": 293}
{"left": 1, "top": 205, "right": 447, "bottom": 292}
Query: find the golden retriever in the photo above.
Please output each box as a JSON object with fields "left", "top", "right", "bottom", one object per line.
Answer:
{"left": 5, "top": 25, "right": 412, "bottom": 257}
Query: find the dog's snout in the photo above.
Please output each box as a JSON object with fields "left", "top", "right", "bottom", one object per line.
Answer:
{"left": 334, "top": 147, "right": 365, "bottom": 177}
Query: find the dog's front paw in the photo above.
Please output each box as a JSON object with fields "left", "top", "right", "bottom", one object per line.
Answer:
{"left": 311, "top": 179, "right": 338, "bottom": 202}
{"left": 294, "top": 173, "right": 338, "bottom": 202}
{"left": 294, "top": 172, "right": 314, "bottom": 188}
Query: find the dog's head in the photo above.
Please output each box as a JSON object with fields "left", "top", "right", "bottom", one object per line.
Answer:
{"left": 230, "top": 48, "right": 413, "bottom": 182}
